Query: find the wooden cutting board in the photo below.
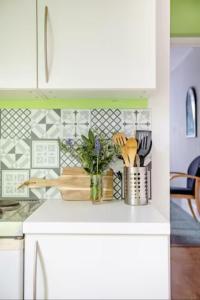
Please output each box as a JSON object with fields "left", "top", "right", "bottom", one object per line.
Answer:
{"left": 18, "top": 167, "right": 113, "bottom": 201}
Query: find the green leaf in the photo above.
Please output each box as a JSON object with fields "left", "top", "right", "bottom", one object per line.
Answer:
{"left": 88, "top": 129, "right": 95, "bottom": 144}
{"left": 60, "top": 131, "right": 118, "bottom": 175}
{"left": 81, "top": 135, "right": 89, "bottom": 144}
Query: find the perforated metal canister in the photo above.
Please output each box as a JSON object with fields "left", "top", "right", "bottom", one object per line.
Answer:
{"left": 124, "top": 167, "right": 148, "bottom": 206}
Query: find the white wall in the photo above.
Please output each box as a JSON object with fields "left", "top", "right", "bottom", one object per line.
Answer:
{"left": 149, "top": 0, "right": 170, "bottom": 219}
{"left": 170, "top": 47, "right": 200, "bottom": 216}
{"left": 171, "top": 47, "right": 200, "bottom": 172}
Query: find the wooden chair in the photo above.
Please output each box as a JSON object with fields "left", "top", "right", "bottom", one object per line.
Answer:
{"left": 170, "top": 156, "right": 200, "bottom": 221}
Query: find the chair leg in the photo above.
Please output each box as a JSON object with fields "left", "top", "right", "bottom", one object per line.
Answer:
{"left": 187, "top": 199, "right": 198, "bottom": 222}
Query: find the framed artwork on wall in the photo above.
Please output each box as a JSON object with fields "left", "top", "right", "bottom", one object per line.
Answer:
{"left": 186, "top": 87, "right": 197, "bottom": 138}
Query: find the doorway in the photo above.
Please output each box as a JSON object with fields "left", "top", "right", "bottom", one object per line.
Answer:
{"left": 170, "top": 38, "right": 200, "bottom": 299}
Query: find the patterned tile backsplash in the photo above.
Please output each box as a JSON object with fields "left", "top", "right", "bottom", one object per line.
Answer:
{"left": 0, "top": 109, "right": 151, "bottom": 200}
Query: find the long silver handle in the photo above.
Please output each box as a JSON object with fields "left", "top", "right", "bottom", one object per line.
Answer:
{"left": 33, "top": 241, "right": 38, "bottom": 300}
{"left": 44, "top": 6, "right": 49, "bottom": 83}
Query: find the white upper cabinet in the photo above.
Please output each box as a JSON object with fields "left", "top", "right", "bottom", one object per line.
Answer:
{"left": 37, "top": 0, "right": 156, "bottom": 90}
{"left": 0, "top": 0, "right": 37, "bottom": 89}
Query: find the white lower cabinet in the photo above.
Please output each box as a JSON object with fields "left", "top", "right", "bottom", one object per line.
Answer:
{"left": 24, "top": 234, "right": 169, "bottom": 300}
{"left": 0, "top": 239, "right": 24, "bottom": 300}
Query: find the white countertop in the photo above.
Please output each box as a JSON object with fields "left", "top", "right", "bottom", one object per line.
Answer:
{"left": 23, "top": 199, "right": 170, "bottom": 235}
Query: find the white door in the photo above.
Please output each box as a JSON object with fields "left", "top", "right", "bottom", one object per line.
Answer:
{"left": 0, "top": 0, "right": 37, "bottom": 88}
{"left": 37, "top": 0, "right": 156, "bottom": 90}
{"left": 24, "top": 234, "right": 169, "bottom": 300}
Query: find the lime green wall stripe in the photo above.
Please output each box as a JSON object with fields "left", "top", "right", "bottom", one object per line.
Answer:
{"left": 171, "top": 0, "right": 200, "bottom": 37}
{"left": 0, "top": 99, "right": 148, "bottom": 109}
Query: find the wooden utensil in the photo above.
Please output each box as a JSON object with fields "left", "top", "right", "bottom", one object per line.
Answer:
{"left": 126, "top": 138, "right": 137, "bottom": 167}
{"left": 135, "top": 153, "right": 140, "bottom": 168}
{"left": 113, "top": 132, "right": 127, "bottom": 147}
{"left": 121, "top": 144, "right": 130, "bottom": 167}
{"left": 18, "top": 168, "right": 113, "bottom": 201}
{"left": 113, "top": 132, "right": 129, "bottom": 167}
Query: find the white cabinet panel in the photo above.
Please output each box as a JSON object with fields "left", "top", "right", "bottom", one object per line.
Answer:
{"left": 38, "top": 0, "right": 156, "bottom": 90}
{"left": 0, "top": 239, "right": 24, "bottom": 300}
{"left": 0, "top": 0, "right": 37, "bottom": 88}
{"left": 24, "top": 234, "right": 169, "bottom": 299}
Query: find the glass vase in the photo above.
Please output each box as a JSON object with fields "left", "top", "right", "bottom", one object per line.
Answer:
{"left": 90, "top": 174, "right": 103, "bottom": 203}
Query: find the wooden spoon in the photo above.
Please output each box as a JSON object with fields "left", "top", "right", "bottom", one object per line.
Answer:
{"left": 126, "top": 138, "right": 137, "bottom": 167}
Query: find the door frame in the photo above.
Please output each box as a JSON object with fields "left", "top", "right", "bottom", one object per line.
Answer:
{"left": 171, "top": 37, "right": 200, "bottom": 47}
{"left": 170, "top": 37, "right": 200, "bottom": 220}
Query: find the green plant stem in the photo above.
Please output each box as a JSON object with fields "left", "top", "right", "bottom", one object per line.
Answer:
{"left": 97, "top": 155, "right": 99, "bottom": 174}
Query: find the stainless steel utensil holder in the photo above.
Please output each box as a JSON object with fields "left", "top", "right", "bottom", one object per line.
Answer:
{"left": 124, "top": 167, "right": 148, "bottom": 206}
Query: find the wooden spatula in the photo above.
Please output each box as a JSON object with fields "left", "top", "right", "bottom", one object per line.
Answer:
{"left": 126, "top": 138, "right": 137, "bottom": 167}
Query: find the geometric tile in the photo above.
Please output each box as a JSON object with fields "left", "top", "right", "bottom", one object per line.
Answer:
{"left": 1, "top": 109, "right": 31, "bottom": 139}
{"left": 60, "top": 150, "right": 81, "bottom": 168}
{"left": 32, "top": 140, "right": 59, "bottom": 168}
{"left": 0, "top": 108, "right": 151, "bottom": 201}
{"left": 0, "top": 171, "right": 2, "bottom": 196}
{"left": 29, "top": 187, "right": 45, "bottom": 200}
{"left": 2, "top": 170, "right": 29, "bottom": 197}
{"left": 61, "top": 110, "right": 90, "bottom": 138}
{"left": 31, "top": 109, "right": 61, "bottom": 139}
{"left": 91, "top": 109, "right": 122, "bottom": 139}
{"left": 60, "top": 139, "right": 81, "bottom": 168}
{"left": 0, "top": 139, "right": 30, "bottom": 169}
{"left": 122, "top": 109, "right": 151, "bottom": 136}
{"left": 30, "top": 169, "right": 60, "bottom": 199}
{"left": 45, "top": 187, "right": 62, "bottom": 200}
{"left": 136, "top": 110, "right": 151, "bottom": 130}
{"left": 113, "top": 174, "right": 122, "bottom": 200}
{"left": 30, "top": 168, "right": 59, "bottom": 180}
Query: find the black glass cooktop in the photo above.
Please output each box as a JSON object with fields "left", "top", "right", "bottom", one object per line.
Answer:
{"left": 0, "top": 199, "right": 20, "bottom": 208}
{"left": 0, "top": 199, "right": 45, "bottom": 221}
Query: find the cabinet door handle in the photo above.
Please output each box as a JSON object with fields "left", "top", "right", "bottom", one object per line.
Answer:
{"left": 44, "top": 6, "right": 49, "bottom": 83}
{"left": 33, "top": 240, "right": 38, "bottom": 300}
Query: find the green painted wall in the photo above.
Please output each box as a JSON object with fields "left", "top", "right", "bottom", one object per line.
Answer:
{"left": 0, "top": 99, "right": 148, "bottom": 109}
{"left": 171, "top": 0, "right": 200, "bottom": 37}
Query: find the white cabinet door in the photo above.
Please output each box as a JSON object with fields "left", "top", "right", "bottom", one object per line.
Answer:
{"left": 0, "top": 239, "right": 24, "bottom": 300}
{"left": 0, "top": 0, "right": 37, "bottom": 88}
{"left": 37, "top": 0, "right": 156, "bottom": 90}
{"left": 24, "top": 234, "right": 169, "bottom": 300}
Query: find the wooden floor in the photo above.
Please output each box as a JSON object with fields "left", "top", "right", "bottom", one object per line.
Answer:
{"left": 171, "top": 247, "right": 200, "bottom": 300}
